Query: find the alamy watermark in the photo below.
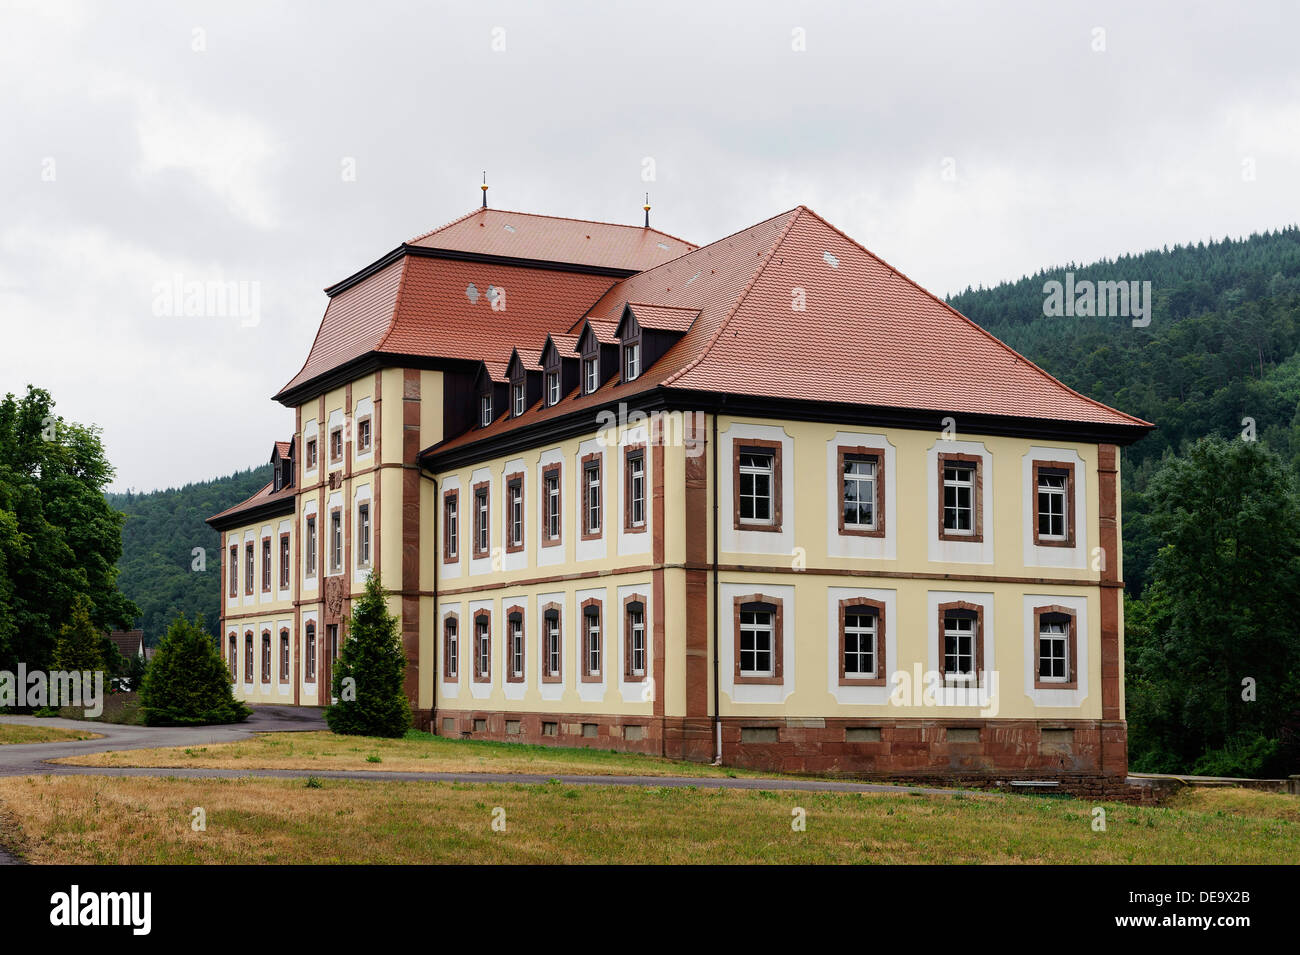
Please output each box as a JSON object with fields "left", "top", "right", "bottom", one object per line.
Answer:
{"left": 0, "top": 665, "right": 105, "bottom": 717}
{"left": 152, "top": 274, "right": 261, "bottom": 327}
{"left": 1042, "top": 272, "right": 1151, "bottom": 327}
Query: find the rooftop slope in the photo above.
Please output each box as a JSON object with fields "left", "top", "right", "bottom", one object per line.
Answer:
{"left": 277, "top": 208, "right": 693, "bottom": 400}
{"left": 407, "top": 208, "right": 697, "bottom": 272}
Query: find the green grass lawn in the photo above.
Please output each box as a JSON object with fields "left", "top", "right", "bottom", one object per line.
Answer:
{"left": 53, "top": 728, "right": 772, "bottom": 778}
{"left": 0, "top": 723, "right": 101, "bottom": 744}
{"left": 0, "top": 775, "right": 1294, "bottom": 864}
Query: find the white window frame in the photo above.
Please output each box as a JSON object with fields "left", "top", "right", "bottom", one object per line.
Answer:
{"left": 843, "top": 609, "right": 877, "bottom": 678}
{"left": 842, "top": 457, "right": 877, "bottom": 530}
{"left": 943, "top": 465, "right": 975, "bottom": 535}
{"left": 738, "top": 451, "right": 775, "bottom": 525}
{"left": 480, "top": 394, "right": 493, "bottom": 428}
{"left": 943, "top": 615, "right": 976, "bottom": 684}
{"left": 546, "top": 614, "right": 560, "bottom": 677}
{"left": 1037, "top": 472, "right": 1068, "bottom": 541}
{"left": 546, "top": 371, "right": 560, "bottom": 406}
{"left": 738, "top": 607, "right": 774, "bottom": 677}
{"left": 624, "top": 342, "right": 640, "bottom": 382}
{"left": 629, "top": 607, "right": 645, "bottom": 676}
{"left": 1039, "top": 619, "right": 1069, "bottom": 683}
{"left": 583, "top": 356, "right": 598, "bottom": 394}
{"left": 512, "top": 382, "right": 525, "bottom": 417}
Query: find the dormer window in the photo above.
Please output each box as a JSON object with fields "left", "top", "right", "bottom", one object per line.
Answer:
{"left": 623, "top": 341, "right": 640, "bottom": 382}
{"left": 581, "top": 356, "right": 597, "bottom": 394}
{"left": 512, "top": 382, "right": 526, "bottom": 417}
{"left": 479, "top": 394, "right": 493, "bottom": 428}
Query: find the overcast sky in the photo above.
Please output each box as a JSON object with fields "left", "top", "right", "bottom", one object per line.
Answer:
{"left": 2, "top": 0, "right": 1297, "bottom": 492}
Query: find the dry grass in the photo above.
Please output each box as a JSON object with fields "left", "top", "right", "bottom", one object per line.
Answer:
{"left": 50, "top": 729, "right": 769, "bottom": 778}
{"left": 0, "top": 723, "right": 101, "bottom": 744}
{"left": 1166, "top": 785, "right": 1300, "bottom": 821}
{"left": 0, "top": 775, "right": 1295, "bottom": 864}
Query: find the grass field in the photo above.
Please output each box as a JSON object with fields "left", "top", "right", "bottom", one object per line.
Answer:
{"left": 51, "top": 729, "right": 769, "bottom": 778}
{"left": 0, "top": 775, "right": 1294, "bottom": 864}
{"left": 0, "top": 723, "right": 101, "bottom": 744}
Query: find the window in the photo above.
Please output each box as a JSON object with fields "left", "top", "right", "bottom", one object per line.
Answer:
{"left": 328, "top": 624, "right": 339, "bottom": 662}
{"left": 473, "top": 613, "right": 491, "bottom": 683}
{"left": 623, "top": 341, "right": 640, "bottom": 382}
{"left": 1034, "top": 606, "right": 1078, "bottom": 689}
{"left": 546, "top": 371, "right": 560, "bottom": 406}
{"left": 305, "top": 515, "right": 317, "bottom": 578}
{"left": 1033, "top": 461, "right": 1075, "bottom": 547}
{"left": 443, "top": 491, "right": 459, "bottom": 562}
{"left": 583, "top": 356, "right": 598, "bottom": 395}
{"left": 473, "top": 483, "right": 490, "bottom": 558}
{"left": 244, "top": 542, "right": 254, "bottom": 595}
{"left": 279, "top": 629, "right": 290, "bottom": 683}
{"left": 507, "top": 608, "right": 524, "bottom": 682}
{"left": 443, "top": 615, "right": 458, "bottom": 680}
{"left": 938, "top": 602, "right": 984, "bottom": 687}
{"left": 738, "top": 603, "right": 774, "bottom": 678}
{"left": 625, "top": 447, "right": 646, "bottom": 531}
{"left": 505, "top": 474, "right": 523, "bottom": 552}
{"left": 329, "top": 509, "right": 342, "bottom": 573}
{"left": 734, "top": 441, "right": 782, "bottom": 531}
{"left": 938, "top": 453, "right": 982, "bottom": 542}
{"left": 227, "top": 633, "right": 237, "bottom": 680}
{"left": 306, "top": 437, "right": 317, "bottom": 470}
{"left": 479, "top": 393, "right": 493, "bottom": 428}
{"left": 305, "top": 621, "right": 316, "bottom": 681}
{"left": 542, "top": 605, "right": 562, "bottom": 682}
{"left": 228, "top": 545, "right": 237, "bottom": 597}
{"left": 357, "top": 502, "right": 371, "bottom": 567}
{"left": 244, "top": 632, "right": 253, "bottom": 682}
{"left": 582, "top": 601, "right": 602, "bottom": 681}
{"left": 261, "top": 537, "right": 271, "bottom": 592}
{"left": 625, "top": 598, "right": 647, "bottom": 680}
{"left": 260, "top": 631, "right": 270, "bottom": 682}
{"left": 542, "top": 466, "right": 561, "bottom": 544}
{"left": 839, "top": 447, "right": 884, "bottom": 536}
{"left": 330, "top": 426, "right": 343, "bottom": 462}
{"left": 582, "top": 454, "right": 602, "bottom": 538}
{"left": 512, "top": 382, "right": 525, "bottom": 417}
{"left": 279, "top": 534, "right": 290, "bottom": 588}
{"left": 734, "top": 596, "right": 784, "bottom": 683}
{"left": 839, "top": 599, "right": 886, "bottom": 685}
{"left": 356, "top": 416, "right": 371, "bottom": 453}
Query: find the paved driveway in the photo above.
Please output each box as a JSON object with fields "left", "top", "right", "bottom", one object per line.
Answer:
{"left": 0, "top": 705, "right": 326, "bottom": 777}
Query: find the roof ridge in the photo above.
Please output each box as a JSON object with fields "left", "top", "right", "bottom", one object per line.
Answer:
{"left": 660, "top": 208, "right": 804, "bottom": 388}
{"left": 405, "top": 206, "right": 494, "bottom": 244}
{"left": 795, "top": 205, "right": 1153, "bottom": 428}
{"left": 407, "top": 206, "right": 699, "bottom": 249}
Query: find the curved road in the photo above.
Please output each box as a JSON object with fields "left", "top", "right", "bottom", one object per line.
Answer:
{"left": 0, "top": 707, "right": 961, "bottom": 796}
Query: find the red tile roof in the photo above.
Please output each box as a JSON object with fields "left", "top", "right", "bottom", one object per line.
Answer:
{"left": 206, "top": 480, "right": 296, "bottom": 527}
{"left": 429, "top": 206, "right": 1150, "bottom": 456}
{"left": 407, "top": 208, "right": 697, "bottom": 272}
{"left": 273, "top": 441, "right": 292, "bottom": 460}
{"left": 278, "top": 256, "right": 616, "bottom": 397}
{"left": 623, "top": 303, "right": 701, "bottom": 333}
{"left": 107, "top": 630, "right": 145, "bottom": 658}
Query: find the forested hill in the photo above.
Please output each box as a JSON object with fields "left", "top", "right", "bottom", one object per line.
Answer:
{"left": 106, "top": 464, "right": 271, "bottom": 643}
{"left": 947, "top": 225, "right": 1300, "bottom": 595}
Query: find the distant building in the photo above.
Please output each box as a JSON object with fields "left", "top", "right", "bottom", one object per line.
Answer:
{"left": 207, "top": 203, "right": 1152, "bottom": 789}
{"left": 106, "top": 629, "right": 148, "bottom": 662}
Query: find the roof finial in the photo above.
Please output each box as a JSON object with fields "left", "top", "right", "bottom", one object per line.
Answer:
{"left": 643, "top": 192, "right": 651, "bottom": 228}
{"left": 481, "top": 171, "right": 488, "bottom": 209}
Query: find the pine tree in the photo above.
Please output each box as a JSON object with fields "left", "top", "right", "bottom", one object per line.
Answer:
{"left": 52, "top": 595, "right": 107, "bottom": 673}
{"left": 139, "top": 614, "right": 251, "bottom": 726}
{"left": 326, "top": 573, "right": 411, "bottom": 738}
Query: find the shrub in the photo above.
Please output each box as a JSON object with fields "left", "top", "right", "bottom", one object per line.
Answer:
{"left": 325, "top": 573, "right": 411, "bottom": 738}
{"left": 139, "top": 614, "right": 250, "bottom": 726}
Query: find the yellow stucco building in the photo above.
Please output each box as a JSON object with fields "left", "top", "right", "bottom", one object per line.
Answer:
{"left": 208, "top": 203, "right": 1151, "bottom": 790}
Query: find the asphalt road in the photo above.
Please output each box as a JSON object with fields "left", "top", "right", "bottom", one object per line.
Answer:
{"left": 0, "top": 706, "right": 959, "bottom": 795}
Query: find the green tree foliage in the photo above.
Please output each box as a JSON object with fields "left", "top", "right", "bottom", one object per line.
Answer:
{"left": 106, "top": 463, "right": 272, "bottom": 643}
{"left": 1125, "top": 438, "right": 1300, "bottom": 776}
{"left": 948, "top": 225, "right": 1300, "bottom": 595}
{"left": 139, "top": 614, "right": 251, "bottom": 726}
{"left": 0, "top": 386, "right": 137, "bottom": 672}
{"left": 52, "top": 595, "right": 107, "bottom": 673}
{"left": 326, "top": 574, "right": 411, "bottom": 738}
